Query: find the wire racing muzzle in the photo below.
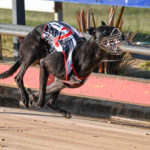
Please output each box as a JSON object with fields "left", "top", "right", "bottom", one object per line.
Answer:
{"left": 100, "top": 28, "right": 123, "bottom": 55}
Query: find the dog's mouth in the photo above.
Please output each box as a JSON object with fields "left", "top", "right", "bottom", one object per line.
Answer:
{"left": 100, "top": 28, "right": 123, "bottom": 55}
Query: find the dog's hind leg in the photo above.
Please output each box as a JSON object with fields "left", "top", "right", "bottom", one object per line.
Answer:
{"left": 35, "top": 53, "right": 66, "bottom": 107}
{"left": 14, "top": 56, "right": 38, "bottom": 108}
{"left": 28, "top": 78, "right": 65, "bottom": 105}
{"left": 15, "top": 64, "right": 30, "bottom": 108}
{"left": 36, "top": 58, "right": 49, "bottom": 107}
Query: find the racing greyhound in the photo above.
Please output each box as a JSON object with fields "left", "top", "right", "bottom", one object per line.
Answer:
{"left": 0, "top": 21, "right": 123, "bottom": 118}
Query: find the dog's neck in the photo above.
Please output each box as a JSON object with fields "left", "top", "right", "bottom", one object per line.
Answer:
{"left": 72, "top": 40, "right": 105, "bottom": 78}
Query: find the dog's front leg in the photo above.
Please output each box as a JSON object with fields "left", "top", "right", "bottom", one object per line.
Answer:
{"left": 27, "top": 78, "right": 66, "bottom": 105}
{"left": 47, "top": 91, "right": 72, "bottom": 118}
{"left": 36, "top": 59, "right": 49, "bottom": 107}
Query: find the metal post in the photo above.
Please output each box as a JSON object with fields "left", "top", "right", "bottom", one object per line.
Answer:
{"left": 54, "top": 2, "right": 63, "bottom": 21}
{"left": 0, "top": 35, "right": 2, "bottom": 60}
{"left": 12, "top": 0, "right": 25, "bottom": 60}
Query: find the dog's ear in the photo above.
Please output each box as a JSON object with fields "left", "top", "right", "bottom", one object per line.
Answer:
{"left": 87, "top": 26, "right": 96, "bottom": 35}
{"left": 101, "top": 21, "right": 106, "bottom": 26}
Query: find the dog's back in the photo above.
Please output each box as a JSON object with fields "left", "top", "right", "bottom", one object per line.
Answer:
{"left": 42, "top": 21, "right": 83, "bottom": 53}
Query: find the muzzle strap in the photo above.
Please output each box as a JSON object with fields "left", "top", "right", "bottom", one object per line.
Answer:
{"left": 100, "top": 28, "right": 123, "bottom": 55}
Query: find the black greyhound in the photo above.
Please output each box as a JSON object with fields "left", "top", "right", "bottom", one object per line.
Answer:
{"left": 0, "top": 21, "right": 123, "bottom": 117}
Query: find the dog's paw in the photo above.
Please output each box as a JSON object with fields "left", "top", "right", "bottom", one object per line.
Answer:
{"left": 64, "top": 112, "right": 72, "bottom": 119}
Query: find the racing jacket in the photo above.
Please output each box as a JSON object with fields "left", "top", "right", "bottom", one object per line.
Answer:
{"left": 42, "top": 21, "right": 88, "bottom": 86}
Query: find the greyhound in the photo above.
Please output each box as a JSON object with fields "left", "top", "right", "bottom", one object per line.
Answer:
{"left": 0, "top": 21, "right": 123, "bottom": 118}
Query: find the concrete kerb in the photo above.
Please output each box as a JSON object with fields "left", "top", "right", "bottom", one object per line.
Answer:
{"left": 0, "top": 85, "right": 150, "bottom": 122}
{"left": 58, "top": 95, "right": 150, "bottom": 121}
{"left": 0, "top": 86, "right": 20, "bottom": 107}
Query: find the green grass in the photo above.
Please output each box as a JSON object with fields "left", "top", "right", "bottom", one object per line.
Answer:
{"left": 65, "top": 4, "right": 150, "bottom": 35}
{"left": 1, "top": 3, "right": 150, "bottom": 34}
{"left": 141, "top": 62, "right": 150, "bottom": 71}
{"left": 1, "top": 3, "right": 150, "bottom": 59}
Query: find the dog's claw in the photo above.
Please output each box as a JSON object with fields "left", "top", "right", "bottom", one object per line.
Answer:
{"left": 25, "top": 102, "right": 29, "bottom": 108}
{"left": 22, "top": 96, "right": 29, "bottom": 108}
{"left": 30, "top": 100, "right": 33, "bottom": 105}
{"left": 27, "top": 88, "right": 38, "bottom": 106}
{"left": 63, "top": 112, "right": 72, "bottom": 119}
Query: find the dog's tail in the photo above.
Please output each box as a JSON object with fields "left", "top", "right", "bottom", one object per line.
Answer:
{"left": 0, "top": 61, "right": 20, "bottom": 79}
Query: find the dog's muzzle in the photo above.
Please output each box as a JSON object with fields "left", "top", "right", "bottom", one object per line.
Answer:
{"left": 99, "top": 28, "right": 123, "bottom": 55}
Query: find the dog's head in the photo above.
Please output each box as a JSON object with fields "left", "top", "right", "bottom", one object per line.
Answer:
{"left": 87, "top": 21, "right": 124, "bottom": 55}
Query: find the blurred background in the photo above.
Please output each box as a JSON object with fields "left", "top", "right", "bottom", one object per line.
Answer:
{"left": 1, "top": 1, "right": 150, "bottom": 77}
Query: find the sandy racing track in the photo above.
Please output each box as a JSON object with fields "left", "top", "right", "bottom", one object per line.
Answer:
{"left": 0, "top": 107, "right": 150, "bottom": 150}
